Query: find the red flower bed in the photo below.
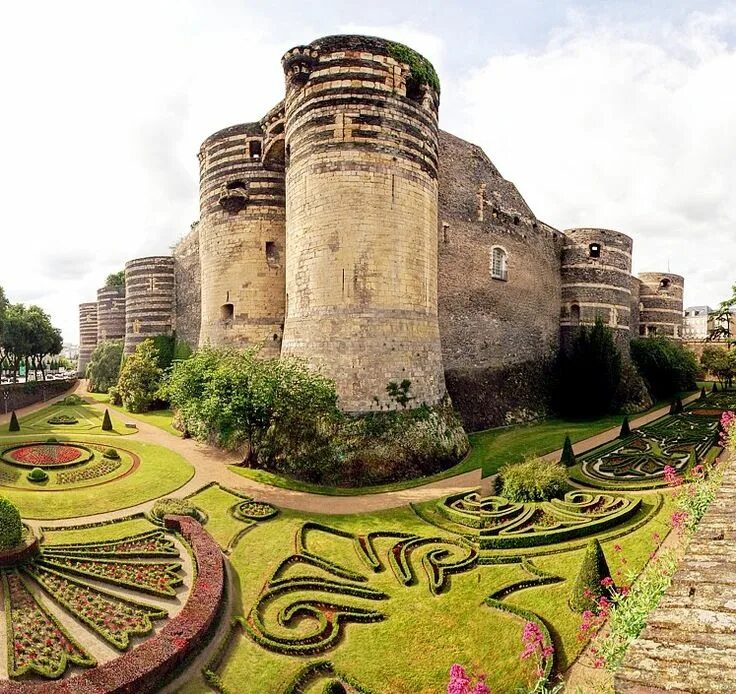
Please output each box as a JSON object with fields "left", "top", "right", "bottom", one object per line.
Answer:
{"left": 1, "top": 516, "right": 225, "bottom": 694}
{"left": 3, "top": 444, "right": 89, "bottom": 468}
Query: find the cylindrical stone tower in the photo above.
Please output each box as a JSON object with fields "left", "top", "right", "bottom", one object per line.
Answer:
{"left": 638, "top": 272, "right": 685, "bottom": 338}
{"left": 560, "top": 228, "right": 634, "bottom": 353}
{"left": 96, "top": 285, "right": 126, "bottom": 343}
{"left": 124, "top": 256, "right": 175, "bottom": 355}
{"left": 197, "top": 122, "right": 285, "bottom": 356}
{"left": 280, "top": 35, "right": 445, "bottom": 412}
{"left": 78, "top": 302, "right": 98, "bottom": 376}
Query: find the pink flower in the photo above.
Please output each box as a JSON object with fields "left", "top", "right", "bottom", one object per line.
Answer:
{"left": 672, "top": 510, "right": 689, "bottom": 530}
{"left": 613, "top": 543, "right": 622, "bottom": 553}
{"left": 601, "top": 577, "right": 614, "bottom": 588}
{"left": 593, "top": 656, "right": 605, "bottom": 669}
{"left": 663, "top": 465, "right": 682, "bottom": 487}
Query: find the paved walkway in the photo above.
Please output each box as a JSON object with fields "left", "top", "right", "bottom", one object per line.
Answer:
{"left": 17, "top": 383, "right": 700, "bottom": 528}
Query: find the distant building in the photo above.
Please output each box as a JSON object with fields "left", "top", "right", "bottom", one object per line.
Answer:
{"left": 683, "top": 306, "right": 712, "bottom": 339}
{"left": 61, "top": 343, "right": 79, "bottom": 361}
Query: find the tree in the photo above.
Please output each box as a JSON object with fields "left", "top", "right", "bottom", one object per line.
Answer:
{"left": 701, "top": 345, "right": 735, "bottom": 389}
{"left": 559, "top": 434, "right": 576, "bottom": 467}
{"left": 619, "top": 416, "right": 631, "bottom": 437}
{"left": 101, "top": 409, "right": 113, "bottom": 431}
{"left": 570, "top": 539, "right": 612, "bottom": 613}
{"left": 0, "top": 497, "right": 22, "bottom": 550}
{"left": 557, "top": 317, "right": 622, "bottom": 417}
{"left": 630, "top": 337, "right": 698, "bottom": 400}
{"left": 105, "top": 271, "right": 125, "bottom": 289}
{"left": 116, "top": 339, "right": 164, "bottom": 412}
{"left": 8, "top": 411, "right": 19, "bottom": 432}
{"left": 86, "top": 340, "right": 124, "bottom": 393}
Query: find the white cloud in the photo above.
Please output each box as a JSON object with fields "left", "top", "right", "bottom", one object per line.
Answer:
{"left": 451, "top": 8, "right": 736, "bottom": 309}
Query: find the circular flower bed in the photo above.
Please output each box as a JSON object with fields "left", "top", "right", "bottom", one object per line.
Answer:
{"left": 234, "top": 499, "right": 278, "bottom": 521}
{"left": 47, "top": 414, "right": 79, "bottom": 425}
{"left": 1, "top": 443, "right": 94, "bottom": 469}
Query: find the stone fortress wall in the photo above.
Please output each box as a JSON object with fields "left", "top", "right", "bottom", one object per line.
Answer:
{"left": 78, "top": 33, "right": 685, "bottom": 428}
{"left": 96, "top": 285, "right": 126, "bottom": 344}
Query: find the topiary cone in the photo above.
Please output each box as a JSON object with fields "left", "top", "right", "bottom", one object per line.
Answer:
{"left": 8, "top": 411, "right": 19, "bottom": 432}
{"left": 700, "top": 386, "right": 707, "bottom": 400}
{"left": 559, "top": 434, "right": 576, "bottom": 467}
{"left": 101, "top": 409, "right": 113, "bottom": 431}
{"left": 619, "top": 416, "right": 631, "bottom": 438}
{"left": 713, "top": 382, "right": 719, "bottom": 393}
{"left": 674, "top": 397, "right": 684, "bottom": 414}
{"left": 570, "top": 538, "right": 612, "bottom": 613}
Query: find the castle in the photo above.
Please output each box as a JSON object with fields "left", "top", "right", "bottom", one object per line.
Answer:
{"left": 77, "top": 34, "right": 684, "bottom": 431}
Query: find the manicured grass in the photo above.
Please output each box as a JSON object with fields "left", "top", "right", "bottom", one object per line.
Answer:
{"left": 1, "top": 402, "right": 133, "bottom": 436}
{"left": 467, "top": 390, "right": 700, "bottom": 477}
{"left": 84, "top": 392, "right": 180, "bottom": 437}
{"left": 41, "top": 516, "right": 156, "bottom": 545}
{"left": 0, "top": 433, "right": 195, "bottom": 519}
{"left": 187, "top": 484, "right": 255, "bottom": 551}
{"left": 192, "top": 491, "right": 673, "bottom": 693}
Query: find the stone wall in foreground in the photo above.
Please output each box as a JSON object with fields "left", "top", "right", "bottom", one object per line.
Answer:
{"left": 615, "top": 451, "right": 736, "bottom": 693}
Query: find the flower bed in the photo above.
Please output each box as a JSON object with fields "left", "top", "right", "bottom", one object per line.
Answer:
{"left": 2, "top": 570, "right": 95, "bottom": 678}
{"left": 46, "top": 414, "right": 78, "bottom": 425}
{"left": 55, "top": 457, "right": 122, "bottom": 485}
{"left": 232, "top": 499, "right": 278, "bottom": 521}
{"left": 42, "top": 530, "right": 179, "bottom": 559}
{"left": 38, "top": 555, "right": 183, "bottom": 597}
{"left": 1, "top": 443, "right": 94, "bottom": 469}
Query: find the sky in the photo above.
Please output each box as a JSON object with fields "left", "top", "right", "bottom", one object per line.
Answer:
{"left": 1, "top": 0, "right": 735, "bottom": 342}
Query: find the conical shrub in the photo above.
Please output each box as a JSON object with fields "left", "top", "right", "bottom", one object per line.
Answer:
{"left": 713, "top": 382, "right": 719, "bottom": 393}
{"left": 619, "top": 416, "right": 631, "bottom": 438}
{"left": 699, "top": 386, "right": 707, "bottom": 400}
{"left": 8, "top": 411, "right": 19, "bottom": 432}
{"left": 559, "top": 435, "right": 576, "bottom": 467}
{"left": 570, "top": 538, "right": 612, "bottom": 613}
{"left": 101, "top": 409, "right": 113, "bottom": 431}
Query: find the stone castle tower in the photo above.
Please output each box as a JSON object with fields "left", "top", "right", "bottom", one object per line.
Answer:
{"left": 197, "top": 123, "right": 285, "bottom": 357}
{"left": 79, "top": 33, "right": 686, "bottom": 428}
{"left": 96, "top": 285, "right": 125, "bottom": 344}
{"left": 560, "top": 228, "right": 634, "bottom": 353}
{"left": 279, "top": 35, "right": 445, "bottom": 411}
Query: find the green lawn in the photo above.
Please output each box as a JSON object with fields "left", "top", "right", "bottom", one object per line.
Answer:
{"left": 84, "top": 392, "right": 180, "bottom": 437}
{"left": 1, "top": 402, "right": 134, "bottom": 437}
{"left": 0, "top": 433, "right": 195, "bottom": 519}
{"left": 175, "top": 487, "right": 674, "bottom": 693}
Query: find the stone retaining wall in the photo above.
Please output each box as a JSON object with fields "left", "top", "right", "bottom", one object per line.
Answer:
{"left": 0, "top": 380, "right": 77, "bottom": 414}
{"left": 615, "top": 451, "right": 736, "bottom": 693}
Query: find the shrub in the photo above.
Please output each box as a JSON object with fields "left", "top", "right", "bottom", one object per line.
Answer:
{"left": 559, "top": 435, "right": 576, "bottom": 467}
{"left": 556, "top": 317, "right": 622, "bottom": 417}
{"left": 0, "top": 496, "right": 22, "bottom": 549}
{"left": 149, "top": 498, "right": 204, "bottom": 524}
{"left": 631, "top": 337, "right": 698, "bottom": 400}
{"left": 569, "top": 539, "right": 612, "bottom": 612}
{"left": 101, "top": 408, "right": 113, "bottom": 431}
{"left": 700, "top": 386, "right": 707, "bottom": 400}
{"left": 108, "top": 386, "right": 122, "bottom": 406}
{"left": 713, "top": 381, "right": 719, "bottom": 393}
{"left": 62, "top": 394, "right": 82, "bottom": 406}
{"left": 323, "top": 681, "right": 346, "bottom": 694}
{"left": 500, "top": 458, "right": 569, "bottom": 502}
{"left": 27, "top": 467, "right": 48, "bottom": 482}
{"left": 619, "top": 416, "right": 631, "bottom": 438}
{"left": 8, "top": 410, "right": 19, "bottom": 432}
{"left": 86, "top": 340, "right": 124, "bottom": 393}
{"left": 46, "top": 437, "right": 58, "bottom": 443}
{"left": 116, "top": 340, "right": 164, "bottom": 413}
{"left": 103, "top": 447, "right": 120, "bottom": 460}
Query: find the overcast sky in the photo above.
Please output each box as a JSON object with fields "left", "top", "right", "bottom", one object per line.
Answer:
{"left": 1, "top": 0, "right": 734, "bottom": 342}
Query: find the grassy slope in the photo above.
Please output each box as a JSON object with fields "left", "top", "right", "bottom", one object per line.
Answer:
{"left": 84, "top": 392, "right": 180, "bottom": 437}
{"left": 1, "top": 402, "right": 134, "bottom": 437}
{"left": 0, "top": 432, "right": 194, "bottom": 519}
{"left": 179, "top": 486, "right": 673, "bottom": 693}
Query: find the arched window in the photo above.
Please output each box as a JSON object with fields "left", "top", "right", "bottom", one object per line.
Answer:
{"left": 570, "top": 304, "right": 581, "bottom": 326}
{"left": 491, "top": 247, "right": 508, "bottom": 281}
{"left": 659, "top": 277, "right": 671, "bottom": 291}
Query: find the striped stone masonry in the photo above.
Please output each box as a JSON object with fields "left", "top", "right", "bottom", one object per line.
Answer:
{"left": 124, "top": 256, "right": 175, "bottom": 355}
{"left": 77, "top": 302, "right": 98, "bottom": 376}
{"left": 615, "top": 452, "right": 736, "bottom": 693}
{"left": 638, "top": 272, "right": 685, "bottom": 339}
{"left": 96, "top": 285, "right": 126, "bottom": 343}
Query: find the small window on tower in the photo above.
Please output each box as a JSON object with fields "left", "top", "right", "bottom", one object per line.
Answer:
{"left": 221, "top": 303, "right": 234, "bottom": 321}
{"left": 250, "top": 140, "right": 262, "bottom": 160}
{"left": 589, "top": 243, "right": 601, "bottom": 258}
{"left": 265, "top": 241, "right": 278, "bottom": 264}
{"left": 226, "top": 180, "right": 246, "bottom": 191}
{"left": 659, "top": 278, "right": 671, "bottom": 290}
{"left": 491, "top": 247, "right": 508, "bottom": 281}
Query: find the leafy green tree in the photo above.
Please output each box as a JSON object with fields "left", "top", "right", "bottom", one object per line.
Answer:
{"left": 162, "top": 348, "right": 341, "bottom": 471}
{"left": 570, "top": 539, "right": 612, "bottom": 612}
{"left": 86, "top": 340, "right": 124, "bottom": 393}
{"left": 701, "top": 345, "right": 735, "bottom": 389}
{"left": 557, "top": 317, "right": 622, "bottom": 417}
{"left": 105, "top": 270, "right": 125, "bottom": 288}
{"left": 630, "top": 337, "right": 698, "bottom": 400}
{"left": 116, "top": 339, "right": 164, "bottom": 412}
{"left": 0, "top": 496, "right": 22, "bottom": 550}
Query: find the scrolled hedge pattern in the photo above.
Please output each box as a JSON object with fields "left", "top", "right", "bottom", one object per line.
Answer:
{"left": 433, "top": 490, "right": 640, "bottom": 549}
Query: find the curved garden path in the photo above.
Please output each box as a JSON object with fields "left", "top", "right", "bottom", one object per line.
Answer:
{"left": 9, "top": 381, "right": 700, "bottom": 529}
